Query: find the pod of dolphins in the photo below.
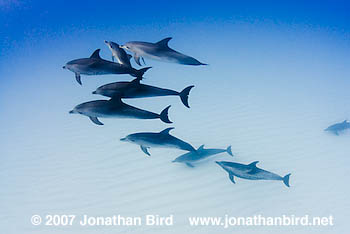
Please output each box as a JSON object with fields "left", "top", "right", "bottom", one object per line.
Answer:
{"left": 64, "top": 37, "right": 292, "bottom": 188}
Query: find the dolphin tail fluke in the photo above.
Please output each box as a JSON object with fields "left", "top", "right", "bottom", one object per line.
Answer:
{"left": 160, "top": 105, "right": 172, "bottom": 124}
{"left": 135, "top": 67, "right": 152, "bottom": 79}
{"left": 226, "top": 146, "right": 233, "bottom": 156}
{"left": 283, "top": 173, "right": 291, "bottom": 187}
{"left": 179, "top": 85, "right": 194, "bottom": 108}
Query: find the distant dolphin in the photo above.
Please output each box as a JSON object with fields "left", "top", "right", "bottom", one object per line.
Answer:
{"left": 104, "top": 41, "right": 132, "bottom": 67}
{"left": 92, "top": 78, "right": 194, "bottom": 108}
{"left": 325, "top": 120, "right": 350, "bottom": 135}
{"left": 172, "top": 145, "right": 233, "bottom": 167}
{"left": 120, "top": 127, "right": 195, "bottom": 156}
{"left": 69, "top": 97, "right": 172, "bottom": 125}
{"left": 120, "top": 37, "right": 207, "bottom": 66}
{"left": 63, "top": 49, "right": 151, "bottom": 85}
{"left": 216, "top": 161, "right": 291, "bottom": 187}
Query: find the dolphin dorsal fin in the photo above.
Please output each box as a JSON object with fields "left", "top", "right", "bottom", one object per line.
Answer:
{"left": 108, "top": 95, "right": 123, "bottom": 104}
{"left": 197, "top": 145, "right": 205, "bottom": 151}
{"left": 156, "top": 37, "right": 172, "bottom": 48}
{"left": 90, "top": 49, "right": 101, "bottom": 59}
{"left": 248, "top": 161, "right": 259, "bottom": 168}
{"left": 343, "top": 120, "right": 348, "bottom": 123}
{"left": 160, "top": 127, "right": 174, "bottom": 135}
{"left": 130, "top": 78, "right": 141, "bottom": 84}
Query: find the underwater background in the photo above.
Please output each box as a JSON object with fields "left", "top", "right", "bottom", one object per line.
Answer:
{"left": 1, "top": 0, "right": 350, "bottom": 233}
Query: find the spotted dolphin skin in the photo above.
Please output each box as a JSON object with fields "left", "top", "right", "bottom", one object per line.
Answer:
{"left": 63, "top": 49, "right": 151, "bottom": 85}
{"left": 172, "top": 145, "right": 233, "bottom": 167}
{"left": 120, "top": 128, "right": 195, "bottom": 156}
{"left": 104, "top": 41, "right": 132, "bottom": 67}
{"left": 325, "top": 120, "right": 350, "bottom": 135}
{"left": 120, "top": 37, "right": 207, "bottom": 66}
{"left": 69, "top": 97, "right": 172, "bottom": 125}
{"left": 216, "top": 161, "right": 291, "bottom": 187}
{"left": 92, "top": 78, "right": 194, "bottom": 108}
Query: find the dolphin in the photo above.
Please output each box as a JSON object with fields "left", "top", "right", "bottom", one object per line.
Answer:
{"left": 324, "top": 120, "right": 350, "bottom": 135}
{"left": 63, "top": 49, "right": 151, "bottom": 85}
{"left": 120, "top": 127, "right": 195, "bottom": 156}
{"left": 69, "top": 97, "right": 172, "bottom": 125}
{"left": 104, "top": 40, "right": 132, "bottom": 66}
{"left": 92, "top": 78, "right": 194, "bottom": 108}
{"left": 172, "top": 145, "right": 233, "bottom": 167}
{"left": 120, "top": 37, "right": 207, "bottom": 66}
{"left": 216, "top": 161, "right": 291, "bottom": 187}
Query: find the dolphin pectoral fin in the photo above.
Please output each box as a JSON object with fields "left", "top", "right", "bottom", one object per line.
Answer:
{"left": 140, "top": 145, "right": 150, "bottom": 156}
{"left": 229, "top": 174, "right": 235, "bottom": 184}
{"left": 75, "top": 73, "right": 82, "bottom": 85}
{"left": 141, "top": 57, "right": 146, "bottom": 65}
{"left": 89, "top": 116, "right": 104, "bottom": 125}
{"left": 134, "top": 54, "right": 142, "bottom": 66}
{"left": 186, "top": 163, "right": 194, "bottom": 168}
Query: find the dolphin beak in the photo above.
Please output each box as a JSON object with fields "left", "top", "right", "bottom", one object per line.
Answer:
{"left": 120, "top": 137, "right": 127, "bottom": 141}
{"left": 215, "top": 161, "right": 222, "bottom": 166}
{"left": 62, "top": 66, "right": 66, "bottom": 69}
{"left": 104, "top": 40, "right": 108, "bottom": 44}
{"left": 119, "top": 45, "right": 125, "bottom": 49}
{"left": 92, "top": 91, "right": 97, "bottom": 94}
{"left": 69, "top": 110, "right": 75, "bottom": 114}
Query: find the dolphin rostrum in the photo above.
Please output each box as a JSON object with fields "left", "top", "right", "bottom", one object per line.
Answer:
{"left": 324, "top": 120, "right": 350, "bottom": 135}
{"left": 92, "top": 78, "right": 194, "bottom": 108}
{"left": 216, "top": 161, "right": 291, "bottom": 187}
{"left": 120, "top": 37, "right": 207, "bottom": 66}
{"left": 63, "top": 49, "right": 151, "bottom": 85}
{"left": 69, "top": 97, "right": 172, "bottom": 125}
{"left": 104, "top": 41, "right": 132, "bottom": 67}
{"left": 120, "top": 127, "right": 195, "bottom": 156}
{"left": 172, "top": 145, "right": 233, "bottom": 167}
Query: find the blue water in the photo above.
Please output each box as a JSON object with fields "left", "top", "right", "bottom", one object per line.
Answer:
{"left": 1, "top": 1, "right": 350, "bottom": 233}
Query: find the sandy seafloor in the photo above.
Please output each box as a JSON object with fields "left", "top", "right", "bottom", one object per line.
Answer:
{"left": 1, "top": 2, "right": 350, "bottom": 234}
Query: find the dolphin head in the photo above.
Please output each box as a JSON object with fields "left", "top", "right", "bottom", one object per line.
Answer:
{"left": 216, "top": 161, "right": 236, "bottom": 172}
{"left": 120, "top": 42, "right": 134, "bottom": 52}
{"left": 105, "top": 40, "right": 120, "bottom": 51}
{"left": 120, "top": 134, "right": 134, "bottom": 143}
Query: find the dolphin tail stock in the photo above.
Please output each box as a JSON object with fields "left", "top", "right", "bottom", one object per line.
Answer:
{"left": 135, "top": 66, "right": 152, "bottom": 79}
{"left": 159, "top": 105, "right": 172, "bottom": 124}
{"left": 226, "top": 146, "right": 233, "bottom": 156}
{"left": 179, "top": 85, "right": 195, "bottom": 108}
{"left": 282, "top": 173, "right": 291, "bottom": 187}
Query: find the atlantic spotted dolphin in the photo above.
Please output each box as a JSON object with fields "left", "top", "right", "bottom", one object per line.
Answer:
{"left": 325, "top": 120, "right": 350, "bottom": 135}
{"left": 120, "top": 37, "right": 207, "bottom": 66}
{"left": 216, "top": 161, "right": 291, "bottom": 187}
{"left": 92, "top": 78, "right": 194, "bottom": 108}
{"left": 120, "top": 128, "right": 195, "bottom": 156}
{"left": 104, "top": 41, "right": 132, "bottom": 66}
{"left": 63, "top": 49, "right": 151, "bottom": 85}
{"left": 172, "top": 145, "right": 233, "bottom": 167}
{"left": 69, "top": 97, "right": 172, "bottom": 125}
